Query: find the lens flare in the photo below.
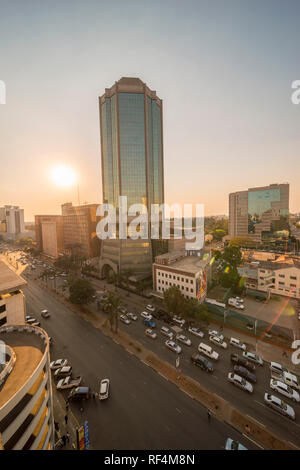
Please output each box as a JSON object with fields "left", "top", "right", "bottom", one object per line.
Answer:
{"left": 51, "top": 166, "right": 76, "bottom": 187}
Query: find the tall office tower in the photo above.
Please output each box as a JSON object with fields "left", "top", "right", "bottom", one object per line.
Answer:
{"left": 229, "top": 183, "right": 289, "bottom": 243}
{"left": 99, "top": 77, "right": 164, "bottom": 278}
{"left": 0, "top": 205, "right": 25, "bottom": 240}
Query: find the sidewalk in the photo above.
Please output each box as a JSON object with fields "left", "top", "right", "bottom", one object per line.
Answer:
{"left": 52, "top": 386, "right": 80, "bottom": 450}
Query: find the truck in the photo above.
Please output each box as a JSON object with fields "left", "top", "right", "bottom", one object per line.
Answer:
{"left": 56, "top": 375, "right": 82, "bottom": 390}
{"left": 143, "top": 318, "right": 156, "bottom": 328}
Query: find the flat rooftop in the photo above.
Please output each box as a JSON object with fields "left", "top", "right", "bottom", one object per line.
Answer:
{"left": 0, "top": 328, "right": 45, "bottom": 408}
{"left": 0, "top": 260, "right": 27, "bottom": 295}
{"left": 155, "top": 251, "right": 210, "bottom": 274}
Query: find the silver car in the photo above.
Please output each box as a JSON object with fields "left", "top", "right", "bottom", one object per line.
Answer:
{"left": 242, "top": 351, "right": 263, "bottom": 366}
{"left": 228, "top": 373, "right": 253, "bottom": 393}
{"left": 264, "top": 393, "right": 295, "bottom": 420}
{"left": 270, "top": 379, "right": 300, "bottom": 402}
{"left": 176, "top": 334, "right": 192, "bottom": 346}
{"left": 165, "top": 340, "right": 182, "bottom": 354}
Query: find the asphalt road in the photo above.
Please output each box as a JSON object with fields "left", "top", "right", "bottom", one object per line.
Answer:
{"left": 23, "top": 278, "right": 260, "bottom": 450}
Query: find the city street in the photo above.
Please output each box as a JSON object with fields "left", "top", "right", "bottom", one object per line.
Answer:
{"left": 23, "top": 277, "right": 260, "bottom": 450}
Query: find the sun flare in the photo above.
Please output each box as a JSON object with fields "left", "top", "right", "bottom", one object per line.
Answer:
{"left": 51, "top": 166, "right": 77, "bottom": 187}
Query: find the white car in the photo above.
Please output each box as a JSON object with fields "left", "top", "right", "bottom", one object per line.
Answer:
{"left": 165, "top": 340, "right": 182, "bottom": 354}
{"left": 209, "top": 335, "right": 227, "bottom": 349}
{"left": 235, "top": 297, "right": 244, "bottom": 303}
{"left": 146, "top": 304, "right": 155, "bottom": 312}
{"left": 145, "top": 328, "right": 157, "bottom": 339}
{"left": 56, "top": 376, "right": 82, "bottom": 390}
{"left": 41, "top": 309, "right": 50, "bottom": 318}
{"left": 50, "top": 359, "right": 68, "bottom": 370}
{"left": 228, "top": 373, "right": 253, "bottom": 393}
{"left": 172, "top": 315, "right": 185, "bottom": 327}
{"left": 198, "top": 342, "right": 219, "bottom": 361}
{"left": 208, "top": 330, "right": 224, "bottom": 341}
{"left": 176, "top": 334, "right": 192, "bottom": 346}
{"left": 228, "top": 298, "right": 244, "bottom": 310}
{"left": 188, "top": 326, "right": 204, "bottom": 338}
{"left": 161, "top": 326, "right": 174, "bottom": 339}
{"left": 99, "top": 378, "right": 110, "bottom": 400}
{"left": 120, "top": 314, "right": 130, "bottom": 325}
{"left": 141, "top": 311, "right": 152, "bottom": 320}
{"left": 270, "top": 379, "right": 300, "bottom": 402}
{"left": 264, "top": 393, "right": 295, "bottom": 420}
{"left": 230, "top": 337, "right": 246, "bottom": 351}
{"left": 242, "top": 351, "right": 263, "bottom": 366}
{"left": 127, "top": 312, "right": 137, "bottom": 321}
{"left": 54, "top": 366, "right": 72, "bottom": 378}
{"left": 270, "top": 362, "right": 288, "bottom": 376}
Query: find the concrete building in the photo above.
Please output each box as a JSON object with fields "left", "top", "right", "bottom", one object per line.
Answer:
{"left": 0, "top": 206, "right": 25, "bottom": 241}
{"left": 35, "top": 215, "right": 64, "bottom": 259}
{"left": 229, "top": 183, "right": 289, "bottom": 243}
{"left": 0, "top": 261, "right": 27, "bottom": 326}
{"left": 0, "top": 325, "right": 54, "bottom": 449}
{"left": 99, "top": 77, "right": 164, "bottom": 278}
{"left": 152, "top": 250, "right": 211, "bottom": 301}
{"left": 238, "top": 255, "right": 300, "bottom": 299}
{"left": 61, "top": 202, "right": 101, "bottom": 258}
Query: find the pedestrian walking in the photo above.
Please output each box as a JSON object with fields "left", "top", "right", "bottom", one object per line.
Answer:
{"left": 66, "top": 431, "right": 70, "bottom": 443}
{"left": 207, "top": 409, "right": 211, "bottom": 421}
{"left": 64, "top": 414, "right": 68, "bottom": 426}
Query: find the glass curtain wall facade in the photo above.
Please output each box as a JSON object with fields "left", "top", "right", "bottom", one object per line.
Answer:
{"left": 99, "top": 77, "right": 164, "bottom": 276}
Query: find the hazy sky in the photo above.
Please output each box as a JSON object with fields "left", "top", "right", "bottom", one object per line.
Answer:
{"left": 0, "top": 0, "right": 299, "bottom": 220}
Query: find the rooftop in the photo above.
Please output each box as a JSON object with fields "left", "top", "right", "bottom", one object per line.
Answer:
{"left": 0, "top": 260, "right": 27, "bottom": 295}
{"left": 154, "top": 250, "right": 211, "bottom": 274}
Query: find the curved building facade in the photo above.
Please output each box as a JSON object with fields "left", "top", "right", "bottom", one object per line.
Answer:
{"left": 0, "top": 325, "right": 54, "bottom": 450}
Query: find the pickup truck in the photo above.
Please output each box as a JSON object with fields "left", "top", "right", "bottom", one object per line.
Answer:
{"left": 56, "top": 375, "right": 82, "bottom": 390}
{"left": 143, "top": 318, "right": 156, "bottom": 328}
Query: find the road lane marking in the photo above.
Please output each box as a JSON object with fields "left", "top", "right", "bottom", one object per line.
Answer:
{"left": 246, "top": 414, "right": 266, "bottom": 428}
{"left": 176, "top": 408, "right": 182, "bottom": 414}
{"left": 242, "top": 434, "right": 264, "bottom": 449}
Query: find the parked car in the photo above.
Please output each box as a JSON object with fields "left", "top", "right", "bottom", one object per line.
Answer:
{"left": 143, "top": 318, "right": 156, "bottom": 328}
{"left": 228, "top": 298, "right": 244, "bottom": 310}
{"left": 120, "top": 314, "right": 130, "bottom": 325}
{"left": 165, "top": 340, "right": 181, "bottom": 354}
{"left": 141, "top": 311, "right": 152, "bottom": 320}
{"left": 270, "top": 362, "right": 288, "bottom": 376}
{"left": 145, "top": 328, "right": 157, "bottom": 339}
{"left": 225, "top": 438, "right": 248, "bottom": 450}
{"left": 68, "top": 386, "right": 90, "bottom": 401}
{"left": 56, "top": 376, "right": 82, "bottom": 390}
{"left": 280, "top": 372, "right": 300, "bottom": 391}
{"left": 230, "top": 337, "right": 246, "bottom": 351}
{"left": 99, "top": 379, "right": 110, "bottom": 400}
{"left": 233, "top": 366, "right": 257, "bottom": 383}
{"left": 264, "top": 393, "right": 295, "bottom": 420}
{"left": 198, "top": 342, "right": 219, "bottom": 361}
{"left": 172, "top": 315, "right": 185, "bottom": 327}
{"left": 209, "top": 335, "right": 227, "bottom": 349}
{"left": 270, "top": 379, "right": 300, "bottom": 402}
{"left": 54, "top": 365, "right": 72, "bottom": 379}
{"left": 228, "top": 373, "right": 253, "bottom": 393}
{"left": 235, "top": 297, "right": 244, "bottom": 303}
{"left": 146, "top": 304, "right": 155, "bottom": 312}
{"left": 188, "top": 326, "right": 204, "bottom": 338}
{"left": 208, "top": 330, "right": 224, "bottom": 341}
{"left": 161, "top": 326, "right": 174, "bottom": 339}
{"left": 242, "top": 351, "right": 263, "bottom": 366}
{"left": 25, "top": 316, "right": 40, "bottom": 326}
{"left": 191, "top": 353, "right": 213, "bottom": 372}
{"left": 41, "top": 309, "right": 50, "bottom": 319}
{"left": 230, "top": 353, "right": 256, "bottom": 371}
{"left": 50, "top": 358, "right": 68, "bottom": 370}
{"left": 176, "top": 334, "right": 192, "bottom": 346}
{"left": 126, "top": 312, "right": 137, "bottom": 321}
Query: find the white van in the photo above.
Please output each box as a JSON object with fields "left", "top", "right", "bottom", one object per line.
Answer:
{"left": 230, "top": 337, "right": 246, "bottom": 351}
{"left": 99, "top": 378, "right": 110, "bottom": 400}
{"left": 198, "top": 343, "right": 219, "bottom": 361}
{"left": 282, "top": 372, "right": 300, "bottom": 391}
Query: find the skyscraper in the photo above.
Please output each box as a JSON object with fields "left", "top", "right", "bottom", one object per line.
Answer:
{"left": 229, "top": 183, "right": 289, "bottom": 243}
{"left": 98, "top": 77, "right": 164, "bottom": 278}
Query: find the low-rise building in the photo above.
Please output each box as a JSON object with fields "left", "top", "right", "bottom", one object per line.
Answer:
{"left": 35, "top": 215, "right": 64, "bottom": 259}
{"left": 238, "top": 256, "right": 300, "bottom": 299}
{"left": 152, "top": 250, "right": 211, "bottom": 301}
{"left": 0, "top": 260, "right": 27, "bottom": 326}
{"left": 0, "top": 206, "right": 25, "bottom": 241}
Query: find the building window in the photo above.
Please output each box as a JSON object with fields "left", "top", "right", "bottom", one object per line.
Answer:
{"left": 191, "top": 289, "right": 193, "bottom": 293}
{"left": 186, "top": 287, "right": 189, "bottom": 292}
{"left": 181, "top": 278, "right": 184, "bottom": 282}
{"left": 290, "top": 284, "right": 296, "bottom": 288}
{"left": 190, "top": 280, "right": 193, "bottom": 284}
{"left": 177, "top": 277, "right": 179, "bottom": 281}
{"left": 0, "top": 305, "right": 6, "bottom": 313}
{"left": 290, "top": 276, "right": 297, "bottom": 280}
{"left": 0, "top": 316, "right": 7, "bottom": 326}
{"left": 279, "top": 282, "right": 284, "bottom": 285}
{"left": 279, "top": 274, "right": 285, "bottom": 278}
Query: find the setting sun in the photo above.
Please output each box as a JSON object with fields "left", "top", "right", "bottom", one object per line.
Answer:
{"left": 51, "top": 166, "right": 77, "bottom": 187}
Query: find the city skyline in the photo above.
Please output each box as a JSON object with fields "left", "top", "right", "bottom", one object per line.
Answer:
{"left": 0, "top": 1, "right": 300, "bottom": 220}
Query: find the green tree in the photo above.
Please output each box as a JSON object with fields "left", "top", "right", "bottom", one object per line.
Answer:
{"left": 106, "top": 292, "right": 122, "bottom": 333}
{"left": 213, "top": 229, "right": 226, "bottom": 241}
{"left": 163, "top": 286, "right": 186, "bottom": 317}
{"left": 69, "top": 278, "right": 95, "bottom": 305}
{"left": 183, "top": 297, "right": 199, "bottom": 321}
{"left": 222, "top": 245, "right": 242, "bottom": 268}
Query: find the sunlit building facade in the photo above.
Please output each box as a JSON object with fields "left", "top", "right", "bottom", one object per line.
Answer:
{"left": 99, "top": 77, "right": 164, "bottom": 277}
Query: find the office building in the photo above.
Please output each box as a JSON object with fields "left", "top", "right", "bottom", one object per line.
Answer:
{"left": 99, "top": 77, "right": 164, "bottom": 278}
{"left": 229, "top": 183, "right": 289, "bottom": 243}
{"left": 0, "top": 260, "right": 27, "bottom": 326}
{"left": 61, "top": 202, "right": 101, "bottom": 258}
{"left": 35, "top": 215, "right": 64, "bottom": 259}
{"left": 0, "top": 325, "right": 54, "bottom": 450}
{"left": 0, "top": 206, "right": 25, "bottom": 241}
